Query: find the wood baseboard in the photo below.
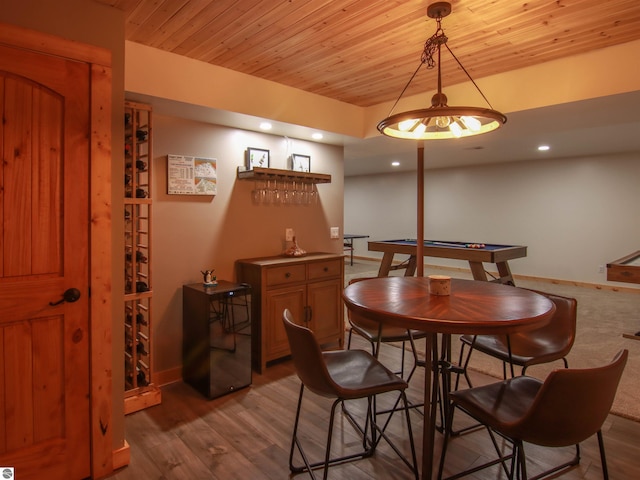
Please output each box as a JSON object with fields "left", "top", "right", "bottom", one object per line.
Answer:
{"left": 124, "top": 385, "right": 162, "bottom": 415}
{"left": 351, "top": 255, "right": 640, "bottom": 294}
{"left": 154, "top": 365, "right": 182, "bottom": 386}
{"left": 112, "top": 440, "right": 130, "bottom": 470}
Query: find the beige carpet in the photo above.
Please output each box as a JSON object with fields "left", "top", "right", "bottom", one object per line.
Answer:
{"left": 345, "top": 259, "right": 640, "bottom": 422}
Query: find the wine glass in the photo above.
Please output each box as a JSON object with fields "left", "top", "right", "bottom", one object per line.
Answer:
{"left": 272, "top": 180, "right": 281, "bottom": 205}
{"left": 309, "top": 184, "right": 318, "bottom": 205}
{"left": 252, "top": 181, "right": 262, "bottom": 204}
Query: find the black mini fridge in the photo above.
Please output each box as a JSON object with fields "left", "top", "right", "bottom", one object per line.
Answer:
{"left": 182, "top": 281, "right": 252, "bottom": 399}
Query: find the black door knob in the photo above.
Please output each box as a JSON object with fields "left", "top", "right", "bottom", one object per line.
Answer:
{"left": 49, "top": 288, "right": 81, "bottom": 306}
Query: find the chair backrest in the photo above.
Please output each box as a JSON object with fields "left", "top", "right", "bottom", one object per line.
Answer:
{"left": 515, "top": 349, "right": 628, "bottom": 447}
{"left": 282, "top": 309, "right": 338, "bottom": 398}
{"left": 347, "top": 277, "right": 386, "bottom": 333}
{"left": 511, "top": 290, "right": 577, "bottom": 358}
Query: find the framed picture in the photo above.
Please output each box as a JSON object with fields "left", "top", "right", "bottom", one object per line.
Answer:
{"left": 167, "top": 155, "right": 217, "bottom": 195}
{"left": 246, "top": 147, "right": 270, "bottom": 169}
{"left": 291, "top": 153, "right": 311, "bottom": 173}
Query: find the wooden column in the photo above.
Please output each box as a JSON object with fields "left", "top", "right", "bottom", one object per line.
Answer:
{"left": 417, "top": 141, "right": 425, "bottom": 277}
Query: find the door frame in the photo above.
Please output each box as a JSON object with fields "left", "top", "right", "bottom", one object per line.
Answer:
{"left": 0, "top": 23, "right": 114, "bottom": 478}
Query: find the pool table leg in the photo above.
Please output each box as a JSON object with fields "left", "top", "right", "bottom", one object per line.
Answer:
{"left": 405, "top": 255, "right": 417, "bottom": 276}
{"left": 496, "top": 261, "right": 515, "bottom": 285}
{"left": 377, "top": 253, "right": 418, "bottom": 277}
{"left": 377, "top": 253, "right": 394, "bottom": 276}
{"left": 469, "top": 260, "right": 516, "bottom": 285}
{"left": 468, "top": 261, "right": 488, "bottom": 281}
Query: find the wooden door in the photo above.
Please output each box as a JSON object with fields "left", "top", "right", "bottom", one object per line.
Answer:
{"left": 0, "top": 43, "right": 91, "bottom": 479}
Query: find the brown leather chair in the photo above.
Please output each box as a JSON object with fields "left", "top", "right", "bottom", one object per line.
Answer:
{"left": 438, "top": 349, "right": 628, "bottom": 480}
{"left": 347, "top": 277, "right": 428, "bottom": 383}
{"left": 282, "top": 309, "right": 418, "bottom": 480}
{"left": 347, "top": 277, "right": 450, "bottom": 426}
{"left": 457, "top": 290, "right": 577, "bottom": 384}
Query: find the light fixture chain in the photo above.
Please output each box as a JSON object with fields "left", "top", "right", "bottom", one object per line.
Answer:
{"left": 421, "top": 20, "right": 447, "bottom": 70}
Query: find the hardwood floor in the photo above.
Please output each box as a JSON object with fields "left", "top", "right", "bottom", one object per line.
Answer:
{"left": 107, "top": 334, "right": 640, "bottom": 479}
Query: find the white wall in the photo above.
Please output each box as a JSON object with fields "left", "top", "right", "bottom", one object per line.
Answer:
{"left": 151, "top": 114, "right": 344, "bottom": 375}
{"left": 345, "top": 152, "right": 640, "bottom": 287}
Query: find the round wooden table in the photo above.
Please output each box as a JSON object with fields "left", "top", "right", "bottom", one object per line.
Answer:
{"left": 342, "top": 277, "right": 556, "bottom": 480}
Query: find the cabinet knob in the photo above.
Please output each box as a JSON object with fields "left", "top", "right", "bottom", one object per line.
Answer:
{"left": 284, "top": 272, "right": 291, "bottom": 278}
{"left": 323, "top": 267, "right": 329, "bottom": 272}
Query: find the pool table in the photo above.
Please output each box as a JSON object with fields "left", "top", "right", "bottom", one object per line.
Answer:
{"left": 368, "top": 239, "right": 527, "bottom": 285}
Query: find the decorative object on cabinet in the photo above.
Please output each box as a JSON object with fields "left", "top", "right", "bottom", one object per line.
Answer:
{"left": 124, "top": 100, "right": 161, "bottom": 414}
{"left": 201, "top": 269, "right": 217, "bottom": 286}
{"left": 282, "top": 236, "right": 307, "bottom": 257}
{"left": 182, "top": 281, "right": 252, "bottom": 399}
{"left": 290, "top": 153, "right": 311, "bottom": 172}
{"left": 167, "top": 154, "right": 217, "bottom": 195}
{"left": 246, "top": 147, "right": 270, "bottom": 169}
{"left": 236, "top": 253, "right": 344, "bottom": 373}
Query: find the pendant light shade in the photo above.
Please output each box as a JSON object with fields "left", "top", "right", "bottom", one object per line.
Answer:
{"left": 378, "top": 2, "right": 507, "bottom": 140}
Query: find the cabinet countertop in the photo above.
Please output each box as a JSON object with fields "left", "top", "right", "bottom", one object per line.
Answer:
{"left": 237, "top": 252, "right": 342, "bottom": 267}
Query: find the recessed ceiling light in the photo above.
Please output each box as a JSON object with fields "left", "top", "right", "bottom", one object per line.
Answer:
{"left": 312, "top": 132, "right": 323, "bottom": 140}
{"left": 391, "top": 161, "right": 400, "bottom": 167}
{"left": 259, "top": 122, "right": 272, "bottom": 130}
{"left": 538, "top": 145, "right": 550, "bottom": 151}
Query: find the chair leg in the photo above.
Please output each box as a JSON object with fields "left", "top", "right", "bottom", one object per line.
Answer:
{"left": 371, "top": 391, "right": 418, "bottom": 479}
{"left": 341, "top": 392, "right": 418, "bottom": 478}
{"left": 438, "top": 402, "right": 514, "bottom": 480}
{"left": 455, "top": 337, "right": 476, "bottom": 390}
{"left": 506, "top": 336, "right": 516, "bottom": 378}
{"left": 449, "top": 341, "right": 485, "bottom": 436}
{"left": 520, "top": 442, "right": 581, "bottom": 480}
{"left": 597, "top": 430, "right": 609, "bottom": 480}
{"left": 289, "top": 384, "right": 379, "bottom": 479}
{"left": 289, "top": 384, "right": 315, "bottom": 477}
{"left": 322, "top": 399, "right": 338, "bottom": 480}
{"left": 515, "top": 441, "right": 527, "bottom": 480}
{"left": 437, "top": 400, "right": 456, "bottom": 479}
{"left": 368, "top": 334, "right": 425, "bottom": 418}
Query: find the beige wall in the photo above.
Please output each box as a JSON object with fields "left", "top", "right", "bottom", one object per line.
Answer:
{"left": 345, "top": 152, "right": 640, "bottom": 288}
{"left": 151, "top": 114, "right": 344, "bottom": 376}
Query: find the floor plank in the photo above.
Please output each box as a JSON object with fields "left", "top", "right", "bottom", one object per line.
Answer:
{"left": 107, "top": 331, "right": 640, "bottom": 479}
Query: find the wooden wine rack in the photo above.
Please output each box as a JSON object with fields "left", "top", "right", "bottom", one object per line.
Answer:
{"left": 123, "top": 100, "right": 161, "bottom": 413}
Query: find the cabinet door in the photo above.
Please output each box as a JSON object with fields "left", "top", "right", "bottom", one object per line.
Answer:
{"left": 265, "top": 284, "right": 306, "bottom": 361}
{"left": 308, "top": 279, "right": 343, "bottom": 347}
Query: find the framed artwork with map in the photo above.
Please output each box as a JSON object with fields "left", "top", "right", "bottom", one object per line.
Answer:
{"left": 167, "top": 154, "right": 217, "bottom": 195}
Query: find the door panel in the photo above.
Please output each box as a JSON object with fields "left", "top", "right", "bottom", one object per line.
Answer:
{"left": 308, "top": 279, "right": 343, "bottom": 345}
{"left": 0, "top": 42, "right": 90, "bottom": 479}
{"left": 265, "top": 285, "right": 305, "bottom": 361}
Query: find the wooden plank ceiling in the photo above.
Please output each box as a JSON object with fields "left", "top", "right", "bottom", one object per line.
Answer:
{"left": 96, "top": 0, "right": 640, "bottom": 107}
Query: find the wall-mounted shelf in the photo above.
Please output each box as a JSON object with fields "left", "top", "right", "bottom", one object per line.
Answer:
{"left": 237, "top": 166, "right": 331, "bottom": 184}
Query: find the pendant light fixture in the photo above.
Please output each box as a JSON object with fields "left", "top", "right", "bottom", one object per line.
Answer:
{"left": 377, "top": 2, "right": 507, "bottom": 140}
